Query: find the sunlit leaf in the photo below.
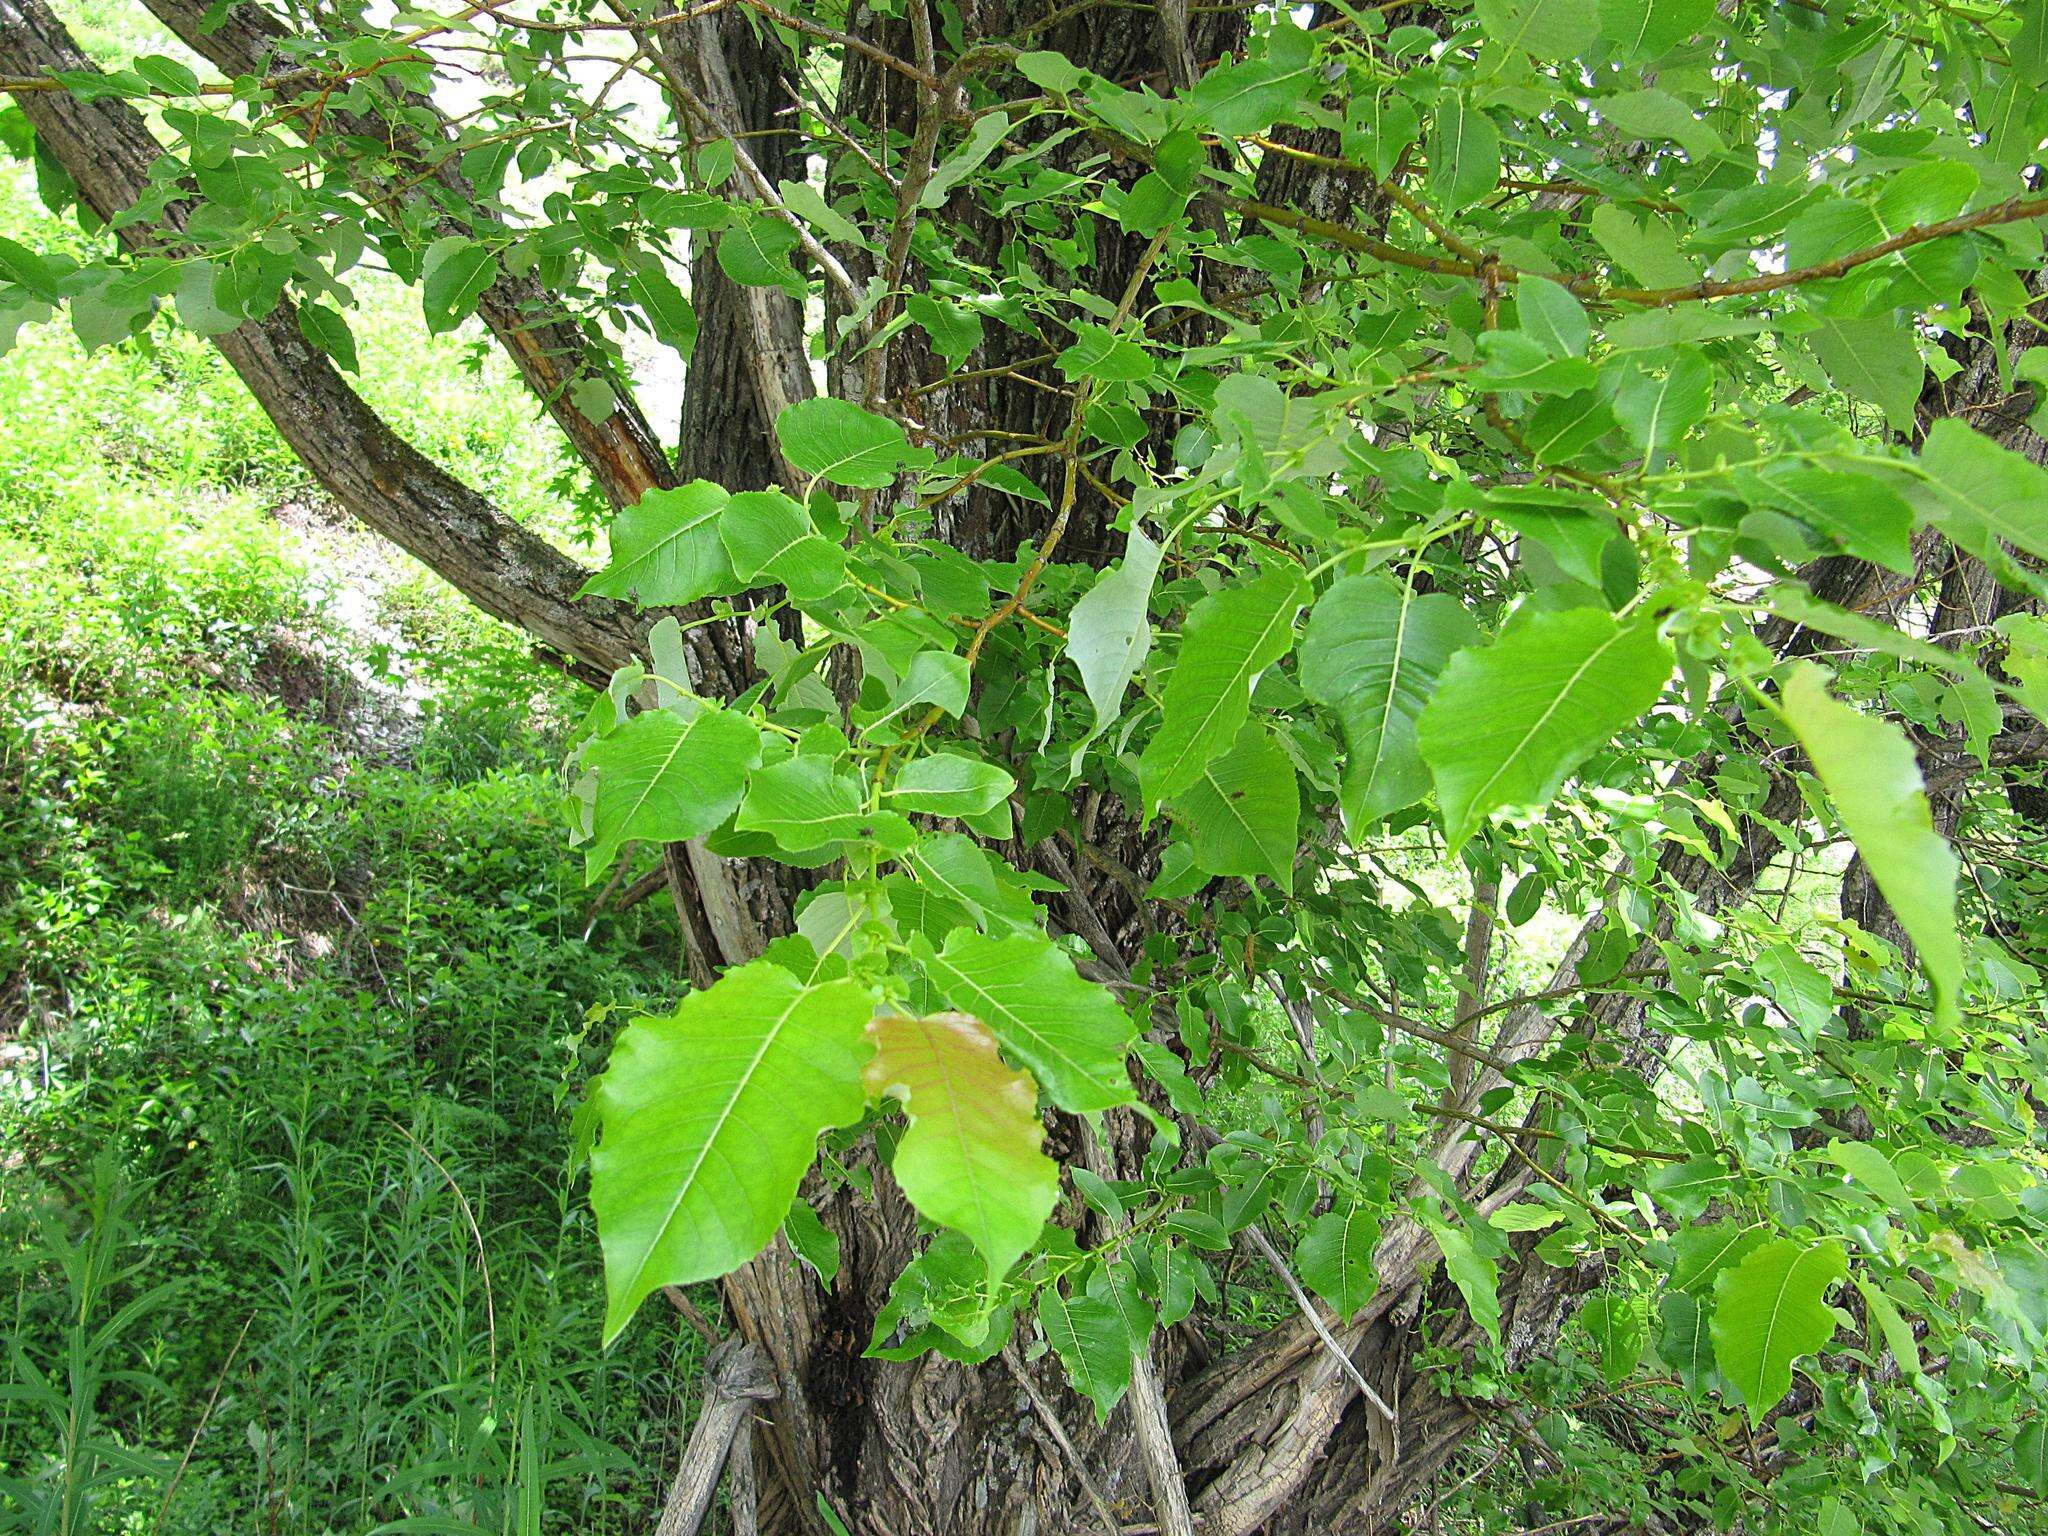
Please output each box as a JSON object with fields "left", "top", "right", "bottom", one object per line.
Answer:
{"left": 1710, "top": 1238, "right": 1846, "bottom": 1426}
{"left": 590, "top": 960, "right": 875, "bottom": 1341}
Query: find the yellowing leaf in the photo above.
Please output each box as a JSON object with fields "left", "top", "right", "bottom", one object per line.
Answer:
{"left": 866, "top": 1012, "right": 1058, "bottom": 1285}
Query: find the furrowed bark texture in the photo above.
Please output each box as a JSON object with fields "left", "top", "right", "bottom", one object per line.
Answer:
{"left": 125, "top": 0, "right": 785, "bottom": 708}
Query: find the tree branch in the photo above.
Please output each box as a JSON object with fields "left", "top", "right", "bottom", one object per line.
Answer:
{"left": 0, "top": 0, "right": 653, "bottom": 678}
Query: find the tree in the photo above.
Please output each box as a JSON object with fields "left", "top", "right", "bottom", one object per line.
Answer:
{"left": 4, "top": 0, "right": 2048, "bottom": 1531}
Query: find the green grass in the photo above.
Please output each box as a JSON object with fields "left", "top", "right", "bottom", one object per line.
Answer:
{"left": 0, "top": 153, "right": 701, "bottom": 1535}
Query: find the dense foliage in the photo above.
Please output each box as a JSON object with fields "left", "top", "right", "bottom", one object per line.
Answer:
{"left": 6, "top": 0, "right": 2048, "bottom": 1531}
{"left": 0, "top": 166, "right": 700, "bottom": 1533}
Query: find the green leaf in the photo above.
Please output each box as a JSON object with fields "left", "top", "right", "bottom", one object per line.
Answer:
{"left": 1139, "top": 568, "right": 1306, "bottom": 812}
{"left": 581, "top": 703, "right": 763, "bottom": 880}
{"left": 1778, "top": 664, "right": 1962, "bottom": 1032}
{"left": 887, "top": 753, "right": 1016, "bottom": 817}
{"left": 1057, "top": 322, "right": 1154, "bottom": 383}
{"left": 2014, "top": 1421, "right": 2048, "bottom": 1498}
{"left": 714, "top": 210, "right": 802, "bottom": 293}
{"left": 1015, "top": 49, "right": 1085, "bottom": 92}
{"left": 1579, "top": 1294, "right": 1646, "bottom": 1385}
{"left": 1515, "top": 275, "right": 1590, "bottom": 357}
{"left": 580, "top": 481, "right": 738, "bottom": 607}
{"left": 784, "top": 1197, "right": 841, "bottom": 1284}
{"left": 1427, "top": 94, "right": 1499, "bottom": 212}
{"left": 1066, "top": 525, "right": 1162, "bottom": 774}
{"left": 720, "top": 489, "right": 846, "bottom": 601}
{"left": 921, "top": 111, "right": 1011, "bottom": 209}
{"left": 1821, "top": 1140, "right": 1915, "bottom": 1215}
{"left": 1171, "top": 720, "right": 1298, "bottom": 891}
{"left": 866, "top": 650, "right": 971, "bottom": 739}
{"left": 1476, "top": 0, "right": 1597, "bottom": 59}
{"left": 917, "top": 930, "right": 1135, "bottom": 1112}
{"left": 1416, "top": 607, "right": 1671, "bottom": 851}
{"left": 1648, "top": 1156, "right": 1738, "bottom": 1223}
{"left": 1597, "top": 88, "right": 1725, "bottom": 161}
{"left": 571, "top": 376, "right": 615, "bottom": 423}
{"left": 1657, "top": 1291, "right": 1714, "bottom": 1391}
{"left": 1764, "top": 586, "right": 1990, "bottom": 689}
{"left": 1854, "top": 1277, "right": 1921, "bottom": 1378}
{"left": 906, "top": 293, "right": 983, "bottom": 364}
{"left": 867, "top": 1231, "right": 1011, "bottom": 1361}
{"left": 1710, "top": 1237, "right": 1846, "bottom": 1426}
{"left": 1038, "top": 1287, "right": 1132, "bottom": 1421}
{"left": 1419, "top": 1208, "right": 1501, "bottom": 1348}
{"left": 1919, "top": 419, "right": 2048, "bottom": 575}
{"left": 1590, "top": 203, "right": 1696, "bottom": 288}
{"left": 1185, "top": 56, "right": 1316, "bottom": 136}
{"left": 1807, "top": 314, "right": 1921, "bottom": 435}
{"left": 1752, "top": 465, "right": 1914, "bottom": 573}
{"left": 134, "top": 52, "right": 200, "bottom": 95}
{"left": 626, "top": 265, "right": 697, "bottom": 359}
{"left": 1998, "top": 613, "right": 2048, "bottom": 722}
{"left": 0, "top": 234, "right": 58, "bottom": 299}
{"left": 1087, "top": 1258, "right": 1156, "bottom": 1351}
{"left": 1597, "top": 0, "right": 1713, "bottom": 59}
{"left": 1473, "top": 332, "right": 1597, "bottom": 394}
{"left": 590, "top": 960, "right": 875, "bottom": 1341}
{"left": 1296, "top": 1202, "right": 1380, "bottom": 1320}
{"left": 866, "top": 1011, "right": 1058, "bottom": 1284}
{"left": 1607, "top": 350, "right": 1711, "bottom": 465}
{"left": 421, "top": 236, "right": 499, "bottom": 334}
{"left": 297, "top": 301, "right": 359, "bottom": 373}
{"left": 780, "top": 178, "right": 864, "bottom": 244}
{"left": 172, "top": 260, "right": 239, "bottom": 337}
{"left": 737, "top": 756, "right": 900, "bottom": 852}
{"left": 1525, "top": 390, "right": 1618, "bottom": 464}
{"left": 1667, "top": 1222, "right": 1766, "bottom": 1295}
{"left": 1301, "top": 575, "right": 1478, "bottom": 826}
{"left": 777, "top": 398, "right": 928, "bottom": 489}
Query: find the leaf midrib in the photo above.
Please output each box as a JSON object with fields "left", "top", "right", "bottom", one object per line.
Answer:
{"left": 620, "top": 978, "right": 811, "bottom": 1303}
{"left": 1456, "top": 620, "right": 1631, "bottom": 837}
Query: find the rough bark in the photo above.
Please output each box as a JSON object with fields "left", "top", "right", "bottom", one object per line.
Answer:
{"left": 663, "top": 11, "right": 814, "bottom": 493}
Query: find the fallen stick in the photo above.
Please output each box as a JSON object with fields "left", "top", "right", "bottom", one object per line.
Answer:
{"left": 655, "top": 1336, "right": 776, "bottom": 1536}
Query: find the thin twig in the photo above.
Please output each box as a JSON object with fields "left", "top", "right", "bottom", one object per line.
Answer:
{"left": 1240, "top": 1224, "right": 1397, "bottom": 1424}
{"left": 151, "top": 1312, "right": 255, "bottom": 1536}
{"left": 1000, "top": 1343, "right": 1124, "bottom": 1536}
